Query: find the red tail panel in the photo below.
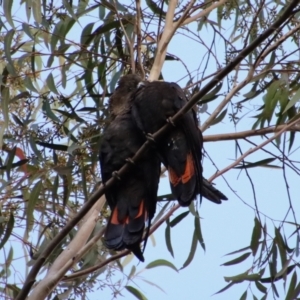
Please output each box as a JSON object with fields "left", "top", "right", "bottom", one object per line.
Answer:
{"left": 182, "top": 153, "right": 195, "bottom": 184}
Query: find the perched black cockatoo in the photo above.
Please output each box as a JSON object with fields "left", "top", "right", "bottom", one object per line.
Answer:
{"left": 132, "top": 80, "right": 227, "bottom": 206}
{"left": 99, "top": 74, "right": 160, "bottom": 261}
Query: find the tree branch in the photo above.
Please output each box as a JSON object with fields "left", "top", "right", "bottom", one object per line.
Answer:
{"left": 208, "top": 118, "right": 300, "bottom": 182}
{"left": 203, "top": 123, "right": 300, "bottom": 142}
{"left": 180, "top": 0, "right": 227, "bottom": 26}
{"left": 135, "top": 0, "right": 145, "bottom": 78}
{"left": 149, "top": 0, "right": 177, "bottom": 80}
{"left": 27, "top": 196, "right": 106, "bottom": 300}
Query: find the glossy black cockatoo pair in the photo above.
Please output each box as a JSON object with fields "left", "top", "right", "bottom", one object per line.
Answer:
{"left": 99, "top": 74, "right": 227, "bottom": 261}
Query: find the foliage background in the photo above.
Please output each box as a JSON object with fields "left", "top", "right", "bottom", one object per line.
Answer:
{"left": 0, "top": 0, "right": 300, "bottom": 299}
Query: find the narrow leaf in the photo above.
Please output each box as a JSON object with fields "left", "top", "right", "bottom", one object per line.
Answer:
{"left": 26, "top": 180, "right": 43, "bottom": 233}
{"left": 180, "top": 231, "right": 197, "bottom": 270}
{"left": 234, "top": 158, "right": 277, "bottom": 169}
{"left": 169, "top": 211, "right": 189, "bottom": 227}
{"left": 3, "top": 0, "right": 14, "bottom": 28}
{"left": 285, "top": 271, "right": 297, "bottom": 300}
{"left": 240, "top": 290, "right": 247, "bottom": 300}
{"left": 222, "top": 252, "right": 251, "bottom": 266}
{"left": 32, "top": 0, "right": 42, "bottom": 24}
{"left": 210, "top": 109, "right": 227, "bottom": 125}
{"left": 146, "top": 259, "right": 178, "bottom": 272}
{"left": 0, "top": 212, "right": 14, "bottom": 249}
{"left": 4, "top": 30, "right": 17, "bottom": 75}
{"left": 275, "top": 227, "right": 287, "bottom": 267}
{"left": 255, "top": 281, "right": 267, "bottom": 294}
{"left": 194, "top": 212, "right": 205, "bottom": 251}
{"left": 125, "top": 286, "right": 147, "bottom": 300}
{"left": 250, "top": 217, "right": 261, "bottom": 256}
{"left": 224, "top": 272, "right": 261, "bottom": 283}
{"left": 46, "top": 73, "right": 59, "bottom": 95}
{"left": 214, "top": 282, "right": 236, "bottom": 295}
{"left": 283, "top": 87, "right": 300, "bottom": 113}
{"left": 165, "top": 220, "right": 174, "bottom": 257}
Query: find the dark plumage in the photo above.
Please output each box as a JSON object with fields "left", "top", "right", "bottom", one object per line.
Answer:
{"left": 99, "top": 75, "right": 160, "bottom": 261}
{"left": 132, "top": 80, "right": 227, "bottom": 205}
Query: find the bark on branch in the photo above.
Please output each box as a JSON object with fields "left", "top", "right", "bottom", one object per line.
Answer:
{"left": 203, "top": 123, "right": 300, "bottom": 142}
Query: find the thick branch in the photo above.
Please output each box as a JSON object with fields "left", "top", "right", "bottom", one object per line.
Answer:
{"left": 149, "top": 0, "right": 177, "bottom": 80}
{"left": 16, "top": 2, "right": 299, "bottom": 298}
{"left": 28, "top": 196, "right": 106, "bottom": 300}
{"left": 180, "top": 0, "right": 227, "bottom": 26}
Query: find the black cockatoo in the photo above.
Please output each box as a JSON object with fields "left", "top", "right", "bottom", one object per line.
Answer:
{"left": 99, "top": 74, "right": 160, "bottom": 261}
{"left": 131, "top": 80, "right": 227, "bottom": 206}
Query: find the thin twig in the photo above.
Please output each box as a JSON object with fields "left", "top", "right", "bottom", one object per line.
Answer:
{"left": 203, "top": 123, "right": 300, "bottom": 142}
{"left": 201, "top": 67, "right": 254, "bottom": 132}
{"left": 135, "top": 0, "right": 145, "bottom": 78}
{"left": 208, "top": 118, "right": 300, "bottom": 182}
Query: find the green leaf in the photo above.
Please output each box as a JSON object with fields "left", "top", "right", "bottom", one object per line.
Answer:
{"left": 96, "top": 18, "right": 130, "bottom": 37}
{"left": 26, "top": 180, "right": 43, "bottom": 233}
{"left": 263, "top": 80, "right": 281, "bottom": 125}
{"left": 36, "top": 141, "right": 68, "bottom": 151}
{"left": 200, "top": 81, "right": 223, "bottom": 103}
{"left": 46, "top": 73, "right": 59, "bottom": 95}
{"left": 275, "top": 227, "right": 287, "bottom": 268}
{"left": 239, "top": 290, "right": 247, "bottom": 300}
{"left": 32, "top": 0, "right": 42, "bottom": 24}
{"left": 128, "top": 265, "right": 136, "bottom": 279}
{"left": 165, "top": 220, "right": 174, "bottom": 257}
{"left": 80, "top": 22, "right": 95, "bottom": 47}
{"left": 169, "top": 211, "right": 189, "bottom": 227}
{"left": 180, "top": 231, "right": 197, "bottom": 270}
{"left": 3, "top": 0, "right": 14, "bottom": 28}
{"left": 50, "top": 21, "right": 64, "bottom": 53}
{"left": 214, "top": 282, "right": 236, "bottom": 295}
{"left": 125, "top": 286, "right": 147, "bottom": 300}
{"left": 260, "top": 265, "right": 297, "bottom": 283}
{"left": 194, "top": 212, "right": 205, "bottom": 251}
{"left": 270, "top": 243, "right": 278, "bottom": 278}
{"left": 255, "top": 280, "right": 267, "bottom": 294}
{"left": 146, "top": 259, "right": 178, "bottom": 272}
{"left": 234, "top": 158, "right": 278, "bottom": 169}
{"left": 23, "top": 76, "right": 38, "bottom": 93}
{"left": 4, "top": 29, "right": 17, "bottom": 76}
{"left": 224, "top": 271, "right": 261, "bottom": 283}
{"left": 284, "top": 86, "right": 300, "bottom": 113}
{"left": 250, "top": 217, "right": 261, "bottom": 256}
{"left": 99, "top": 4, "right": 106, "bottom": 20}
{"left": 1, "top": 87, "right": 9, "bottom": 129}
{"left": 291, "top": 280, "right": 300, "bottom": 300}
{"left": 145, "top": 0, "right": 166, "bottom": 16}
{"left": 0, "top": 212, "right": 14, "bottom": 250}
{"left": 225, "top": 246, "right": 252, "bottom": 256}
{"left": 222, "top": 252, "right": 251, "bottom": 266}
{"left": 42, "top": 100, "right": 60, "bottom": 123}
{"left": 210, "top": 109, "right": 227, "bottom": 125}
{"left": 4, "top": 146, "right": 16, "bottom": 180}
{"left": 63, "top": 0, "right": 79, "bottom": 23}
